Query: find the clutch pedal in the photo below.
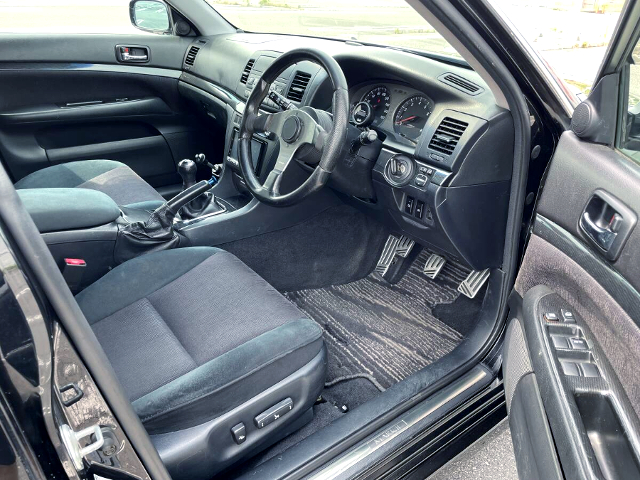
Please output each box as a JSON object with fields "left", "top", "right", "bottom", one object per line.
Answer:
{"left": 375, "top": 235, "right": 415, "bottom": 277}
{"left": 423, "top": 253, "right": 446, "bottom": 279}
{"left": 458, "top": 269, "right": 490, "bottom": 298}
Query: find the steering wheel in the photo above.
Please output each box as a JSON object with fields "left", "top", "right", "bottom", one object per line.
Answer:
{"left": 238, "top": 48, "right": 349, "bottom": 207}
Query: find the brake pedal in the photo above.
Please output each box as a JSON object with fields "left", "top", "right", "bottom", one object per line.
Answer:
{"left": 458, "top": 269, "right": 490, "bottom": 298}
{"left": 423, "top": 253, "right": 446, "bottom": 279}
{"left": 395, "top": 235, "right": 415, "bottom": 258}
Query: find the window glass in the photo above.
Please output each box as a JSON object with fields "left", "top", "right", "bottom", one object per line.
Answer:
{"left": 0, "top": 0, "right": 146, "bottom": 34}
{"left": 619, "top": 41, "right": 640, "bottom": 155}
{"left": 205, "top": 0, "right": 461, "bottom": 60}
{"left": 489, "top": 0, "right": 623, "bottom": 98}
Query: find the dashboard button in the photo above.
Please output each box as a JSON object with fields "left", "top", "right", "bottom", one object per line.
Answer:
{"left": 415, "top": 201, "right": 424, "bottom": 219}
{"left": 429, "top": 153, "right": 444, "bottom": 163}
{"left": 404, "top": 196, "right": 415, "bottom": 214}
{"left": 414, "top": 174, "right": 428, "bottom": 187}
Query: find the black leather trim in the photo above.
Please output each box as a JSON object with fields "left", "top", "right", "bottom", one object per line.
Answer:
{"left": 534, "top": 215, "right": 640, "bottom": 326}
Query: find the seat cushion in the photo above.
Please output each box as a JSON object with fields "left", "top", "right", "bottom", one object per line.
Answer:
{"left": 14, "top": 159, "right": 166, "bottom": 208}
{"left": 75, "top": 247, "right": 324, "bottom": 433}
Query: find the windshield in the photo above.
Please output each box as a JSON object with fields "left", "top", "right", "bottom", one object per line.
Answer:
{"left": 204, "top": 0, "right": 461, "bottom": 59}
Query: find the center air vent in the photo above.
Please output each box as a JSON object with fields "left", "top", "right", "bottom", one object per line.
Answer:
{"left": 428, "top": 117, "right": 468, "bottom": 155}
{"left": 286, "top": 71, "right": 312, "bottom": 102}
{"left": 184, "top": 45, "right": 200, "bottom": 67}
{"left": 240, "top": 59, "right": 255, "bottom": 84}
{"left": 438, "top": 73, "right": 483, "bottom": 96}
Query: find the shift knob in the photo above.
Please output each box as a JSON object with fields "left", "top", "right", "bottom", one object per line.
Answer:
{"left": 178, "top": 159, "right": 197, "bottom": 191}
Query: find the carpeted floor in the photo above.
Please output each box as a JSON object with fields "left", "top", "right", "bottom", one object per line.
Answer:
{"left": 285, "top": 249, "right": 476, "bottom": 390}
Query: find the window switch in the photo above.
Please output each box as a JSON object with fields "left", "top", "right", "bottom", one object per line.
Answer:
{"left": 561, "top": 309, "right": 576, "bottom": 323}
{"left": 415, "top": 201, "right": 424, "bottom": 219}
{"left": 569, "top": 338, "right": 588, "bottom": 350}
{"left": 231, "top": 422, "right": 246, "bottom": 445}
{"left": 579, "top": 363, "right": 600, "bottom": 378}
{"left": 543, "top": 312, "right": 559, "bottom": 322}
{"left": 551, "top": 335, "right": 570, "bottom": 349}
{"left": 561, "top": 362, "right": 580, "bottom": 376}
{"left": 404, "top": 196, "right": 415, "bottom": 214}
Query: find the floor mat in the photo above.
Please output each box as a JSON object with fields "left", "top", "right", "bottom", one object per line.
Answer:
{"left": 285, "top": 249, "right": 474, "bottom": 390}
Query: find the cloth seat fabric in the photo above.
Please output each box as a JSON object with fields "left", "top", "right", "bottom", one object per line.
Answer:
{"left": 75, "top": 246, "right": 325, "bottom": 433}
{"left": 14, "top": 159, "right": 166, "bottom": 209}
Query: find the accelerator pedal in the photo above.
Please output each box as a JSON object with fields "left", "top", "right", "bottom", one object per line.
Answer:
{"left": 375, "top": 235, "right": 415, "bottom": 277}
{"left": 423, "top": 253, "right": 446, "bottom": 279}
{"left": 458, "top": 269, "right": 490, "bottom": 299}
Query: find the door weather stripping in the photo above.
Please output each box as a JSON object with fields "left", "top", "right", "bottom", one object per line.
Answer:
{"left": 458, "top": 269, "right": 490, "bottom": 298}
{"left": 308, "top": 367, "right": 489, "bottom": 480}
{"left": 423, "top": 253, "right": 446, "bottom": 279}
{"left": 375, "top": 235, "right": 415, "bottom": 276}
{"left": 60, "top": 424, "right": 104, "bottom": 471}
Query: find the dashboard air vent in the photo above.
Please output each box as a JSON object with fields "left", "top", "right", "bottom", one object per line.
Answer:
{"left": 286, "top": 71, "right": 312, "bottom": 102}
{"left": 438, "top": 73, "right": 483, "bottom": 95}
{"left": 240, "top": 59, "right": 255, "bottom": 84}
{"left": 428, "top": 117, "right": 468, "bottom": 155}
{"left": 184, "top": 46, "right": 200, "bottom": 67}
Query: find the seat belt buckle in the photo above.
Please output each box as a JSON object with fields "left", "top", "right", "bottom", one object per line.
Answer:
{"left": 63, "top": 258, "right": 86, "bottom": 292}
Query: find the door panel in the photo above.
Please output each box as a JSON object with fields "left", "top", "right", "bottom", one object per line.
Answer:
{"left": 505, "top": 131, "right": 640, "bottom": 479}
{"left": 0, "top": 35, "right": 224, "bottom": 190}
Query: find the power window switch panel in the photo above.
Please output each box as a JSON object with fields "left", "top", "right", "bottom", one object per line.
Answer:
{"left": 561, "top": 309, "right": 576, "bottom": 323}
{"left": 231, "top": 423, "right": 246, "bottom": 445}
{"left": 580, "top": 363, "right": 600, "bottom": 378}
{"left": 561, "top": 362, "right": 580, "bottom": 376}
{"left": 569, "top": 338, "right": 588, "bottom": 350}
{"left": 551, "top": 335, "right": 570, "bottom": 349}
{"left": 254, "top": 398, "right": 293, "bottom": 429}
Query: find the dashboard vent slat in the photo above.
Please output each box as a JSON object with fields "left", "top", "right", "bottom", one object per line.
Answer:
{"left": 438, "top": 73, "right": 483, "bottom": 96}
{"left": 184, "top": 46, "right": 200, "bottom": 67}
{"left": 286, "top": 71, "right": 312, "bottom": 102}
{"left": 240, "top": 59, "right": 255, "bottom": 84}
{"left": 428, "top": 117, "right": 468, "bottom": 155}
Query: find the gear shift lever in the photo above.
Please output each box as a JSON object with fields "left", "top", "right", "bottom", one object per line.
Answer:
{"left": 178, "top": 159, "right": 198, "bottom": 190}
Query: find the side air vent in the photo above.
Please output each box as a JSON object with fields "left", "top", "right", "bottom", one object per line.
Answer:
{"left": 428, "top": 117, "right": 468, "bottom": 155}
{"left": 286, "top": 71, "right": 312, "bottom": 102}
{"left": 184, "top": 45, "right": 200, "bottom": 67}
{"left": 438, "top": 73, "right": 483, "bottom": 96}
{"left": 240, "top": 59, "right": 255, "bottom": 84}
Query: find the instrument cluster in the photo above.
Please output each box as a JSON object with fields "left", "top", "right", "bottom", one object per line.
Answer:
{"left": 349, "top": 83, "right": 435, "bottom": 146}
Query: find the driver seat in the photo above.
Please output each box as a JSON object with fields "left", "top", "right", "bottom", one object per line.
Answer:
{"left": 75, "top": 246, "right": 326, "bottom": 479}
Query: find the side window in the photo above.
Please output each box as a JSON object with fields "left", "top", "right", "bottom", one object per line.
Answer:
{"left": 0, "top": 1, "right": 170, "bottom": 35}
{"left": 620, "top": 41, "right": 640, "bottom": 154}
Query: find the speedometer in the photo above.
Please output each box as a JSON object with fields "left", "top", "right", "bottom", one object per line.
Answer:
{"left": 393, "top": 95, "right": 433, "bottom": 143}
{"left": 361, "top": 86, "right": 391, "bottom": 127}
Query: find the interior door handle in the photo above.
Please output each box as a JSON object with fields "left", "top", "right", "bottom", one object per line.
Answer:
{"left": 579, "top": 189, "right": 636, "bottom": 261}
{"left": 115, "top": 45, "right": 149, "bottom": 63}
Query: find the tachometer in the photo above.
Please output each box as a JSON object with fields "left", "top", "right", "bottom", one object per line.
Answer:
{"left": 393, "top": 95, "right": 433, "bottom": 143}
{"left": 361, "top": 86, "right": 391, "bottom": 127}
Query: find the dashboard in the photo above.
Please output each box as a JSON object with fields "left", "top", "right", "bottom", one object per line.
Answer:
{"left": 177, "top": 33, "right": 515, "bottom": 270}
{"left": 349, "top": 82, "right": 435, "bottom": 147}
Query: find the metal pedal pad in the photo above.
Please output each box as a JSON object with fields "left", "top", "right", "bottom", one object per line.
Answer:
{"left": 458, "top": 269, "right": 490, "bottom": 299}
{"left": 423, "top": 253, "right": 446, "bottom": 279}
{"left": 395, "top": 235, "right": 415, "bottom": 258}
{"left": 375, "top": 235, "right": 400, "bottom": 276}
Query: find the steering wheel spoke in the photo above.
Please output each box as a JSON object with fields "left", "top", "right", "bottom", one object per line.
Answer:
{"left": 237, "top": 48, "right": 349, "bottom": 206}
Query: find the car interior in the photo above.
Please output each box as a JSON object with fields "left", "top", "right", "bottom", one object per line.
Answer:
{"left": 1, "top": 0, "right": 640, "bottom": 478}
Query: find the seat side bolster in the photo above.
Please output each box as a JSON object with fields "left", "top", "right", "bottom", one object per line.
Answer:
{"left": 133, "top": 318, "right": 324, "bottom": 433}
